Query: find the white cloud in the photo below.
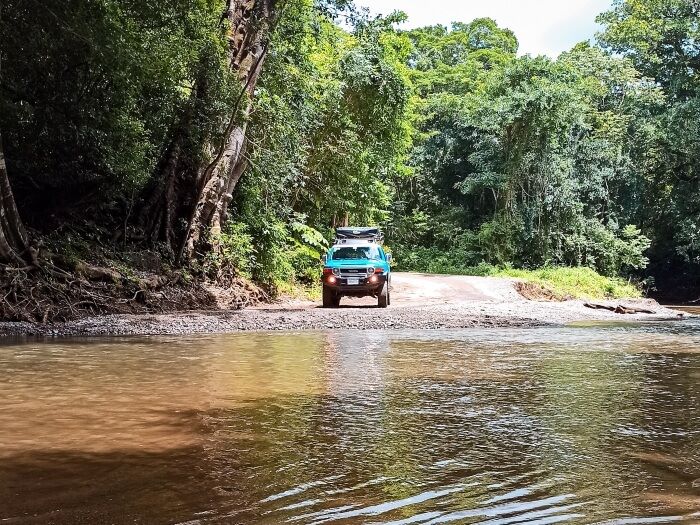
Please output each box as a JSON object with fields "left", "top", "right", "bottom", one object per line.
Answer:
{"left": 353, "top": 0, "right": 614, "bottom": 57}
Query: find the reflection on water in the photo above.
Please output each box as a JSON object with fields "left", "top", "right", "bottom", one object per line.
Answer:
{"left": 1, "top": 322, "right": 699, "bottom": 524}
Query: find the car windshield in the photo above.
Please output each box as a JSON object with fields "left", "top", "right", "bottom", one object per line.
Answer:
{"left": 331, "top": 246, "right": 381, "bottom": 261}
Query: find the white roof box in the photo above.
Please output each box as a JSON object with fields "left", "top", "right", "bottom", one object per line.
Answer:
{"left": 335, "top": 227, "right": 384, "bottom": 243}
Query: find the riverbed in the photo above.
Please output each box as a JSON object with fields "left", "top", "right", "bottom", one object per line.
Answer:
{"left": 1, "top": 321, "right": 699, "bottom": 524}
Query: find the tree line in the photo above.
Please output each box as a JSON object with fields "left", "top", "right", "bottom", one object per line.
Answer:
{"left": 0, "top": 0, "right": 698, "bottom": 298}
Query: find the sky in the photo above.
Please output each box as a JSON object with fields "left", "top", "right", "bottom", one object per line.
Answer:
{"left": 353, "top": 0, "right": 614, "bottom": 57}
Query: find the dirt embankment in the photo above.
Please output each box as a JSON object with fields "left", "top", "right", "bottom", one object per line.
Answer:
{"left": 0, "top": 252, "right": 265, "bottom": 323}
{"left": 0, "top": 273, "right": 686, "bottom": 337}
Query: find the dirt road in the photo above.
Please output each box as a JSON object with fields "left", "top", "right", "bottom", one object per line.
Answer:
{"left": 258, "top": 272, "right": 523, "bottom": 310}
{"left": 389, "top": 272, "right": 520, "bottom": 304}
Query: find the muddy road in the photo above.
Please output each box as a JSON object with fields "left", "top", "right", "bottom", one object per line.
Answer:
{"left": 0, "top": 273, "right": 685, "bottom": 336}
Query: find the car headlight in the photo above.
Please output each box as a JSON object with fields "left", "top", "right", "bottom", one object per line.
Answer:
{"left": 332, "top": 268, "right": 340, "bottom": 276}
{"left": 367, "top": 267, "right": 375, "bottom": 275}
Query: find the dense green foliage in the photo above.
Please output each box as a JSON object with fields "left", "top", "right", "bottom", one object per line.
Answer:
{"left": 1, "top": 0, "right": 698, "bottom": 298}
{"left": 1, "top": 0, "right": 233, "bottom": 219}
{"left": 220, "top": 5, "right": 413, "bottom": 285}
{"left": 386, "top": 3, "right": 699, "bottom": 298}
{"left": 595, "top": 0, "right": 700, "bottom": 296}
{"left": 392, "top": 25, "right": 656, "bottom": 277}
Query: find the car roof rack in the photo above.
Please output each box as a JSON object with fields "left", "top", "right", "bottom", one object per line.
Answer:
{"left": 334, "top": 227, "right": 384, "bottom": 244}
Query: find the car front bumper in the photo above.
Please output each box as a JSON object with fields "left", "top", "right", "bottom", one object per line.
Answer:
{"left": 322, "top": 274, "right": 388, "bottom": 294}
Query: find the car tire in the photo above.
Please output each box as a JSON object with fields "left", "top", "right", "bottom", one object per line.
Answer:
{"left": 323, "top": 286, "right": 336, "bottom": 308}
{"left": 378, "top": 281, "right": 389, "bottom": 308}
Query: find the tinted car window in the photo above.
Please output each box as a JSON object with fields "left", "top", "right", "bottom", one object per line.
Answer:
{"left": 331, "top": 246, "right": 382, "bottom": 260}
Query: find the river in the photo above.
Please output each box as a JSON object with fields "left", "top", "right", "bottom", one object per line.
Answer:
{"left": 1, "top": 321, "right": 699, "bottom": 524}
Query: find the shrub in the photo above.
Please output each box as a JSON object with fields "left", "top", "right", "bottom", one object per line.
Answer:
{"left": 205, "top": 221, "right": 255, "bottom": 278}
{"left": 289, "top": 243, "right": 322, "bottom": 284}
{"left": 563, "top": 220, "right": 650, "bottom": 277}
{"left": 250, "top": 219, "right": 295, "bottom": 287}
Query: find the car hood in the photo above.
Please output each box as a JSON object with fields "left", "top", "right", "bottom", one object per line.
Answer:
{"left": 325, "top": 259, "right": 384, "bottom": 268}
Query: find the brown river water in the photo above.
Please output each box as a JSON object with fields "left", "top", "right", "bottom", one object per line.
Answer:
{"left": 1, "top": 321, "right": 699, "bottom": 524}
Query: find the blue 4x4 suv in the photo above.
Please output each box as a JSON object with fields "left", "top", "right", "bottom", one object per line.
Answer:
{"left": 321, "top": 228, "right": 392, "bottom": 308}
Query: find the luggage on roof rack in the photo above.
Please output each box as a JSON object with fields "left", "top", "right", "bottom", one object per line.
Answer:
{"left": 335, "top": 227, "right": 384, "bottom": 243}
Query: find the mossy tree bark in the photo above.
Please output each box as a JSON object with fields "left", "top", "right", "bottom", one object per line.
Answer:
{"left": 142, "top": 0, "right": 277, "bottom": 261}
{"left": 0, "top": 25, "right": 30, "bottom": 267}
{"left": 179, "top": 0, "right": 276, "bottom": 261}
{"left": 0, "top": 132, "right": 30, "bottom": 266}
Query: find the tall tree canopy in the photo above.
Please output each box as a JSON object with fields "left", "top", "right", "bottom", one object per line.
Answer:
{"left": 596, "top": 0, "right": 700, "bottom": 293}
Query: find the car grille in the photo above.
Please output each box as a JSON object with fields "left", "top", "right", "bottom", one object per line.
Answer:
{"left": 339, "top": 268, "right": 370, "bottom": 278}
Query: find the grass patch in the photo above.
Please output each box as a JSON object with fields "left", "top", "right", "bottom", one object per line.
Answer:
{"left": 274, "top": 280, "right": 322, "bottom": 301}
{"left": 493, "top": 266, "right": 642, "bottom": 300}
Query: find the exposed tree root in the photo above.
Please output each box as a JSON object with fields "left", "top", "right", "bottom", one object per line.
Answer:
{"left": 0, "top": 260, "right": 264, "bottom": 323}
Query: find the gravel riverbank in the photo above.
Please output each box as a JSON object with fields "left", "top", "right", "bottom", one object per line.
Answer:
{"left": 0, "top": 273, "right": 688, "bottom": 337}
{"left": 0, "top": 298, "right": 686, "bottom": 337}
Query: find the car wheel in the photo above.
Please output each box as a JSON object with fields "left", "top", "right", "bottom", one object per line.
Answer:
{"left": 323, "top": 286, "right": 335, "bottom": 308}
{"left": 378, "top": 281, "right": 389, "bottom": 308}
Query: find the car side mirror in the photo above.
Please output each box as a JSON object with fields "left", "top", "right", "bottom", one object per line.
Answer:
{"left": 321, "top": 254, "right": 327, "bottom": 263}
{"left": 387, "top": 254, "right": 392, "bottom": 263}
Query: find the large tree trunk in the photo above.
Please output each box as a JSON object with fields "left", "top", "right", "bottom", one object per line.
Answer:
{"left": 141, "top": 0, "right": 277, "bottom": 261}
{"left": 180, "top": 0, "right": 275, "bottom": 261}
{"left": 139, "top": 55, "right": 215, "bottom": 252}
{"left": 0, "top": 23, "right": 30, "bottom": 268}
{"left": 0, "top": 132, "right": 30, "bottom": 266}
{"left": 139, "top": 106, "right": 194, "bottom": 250}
